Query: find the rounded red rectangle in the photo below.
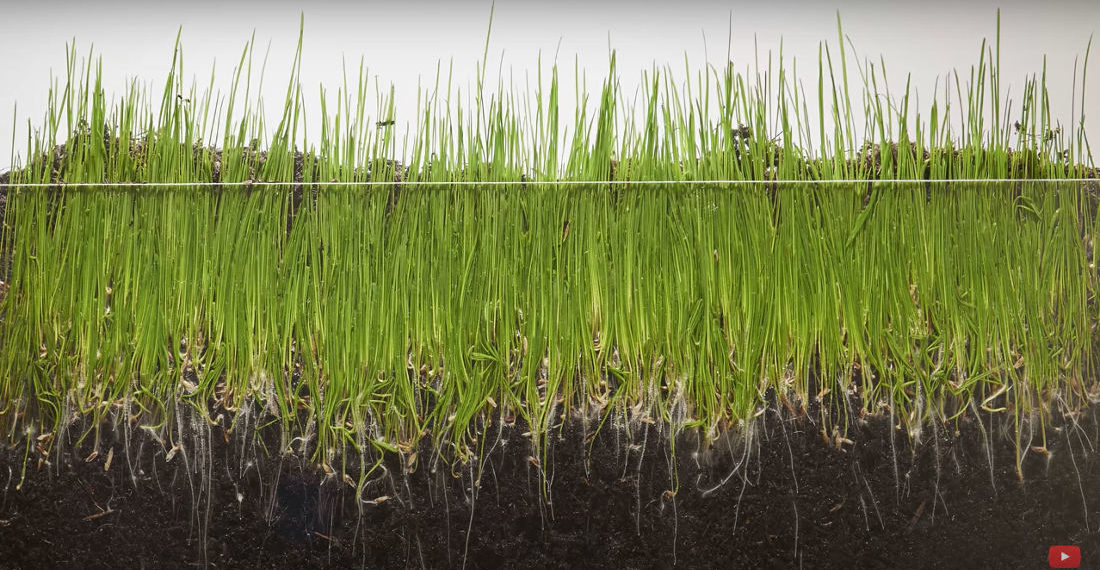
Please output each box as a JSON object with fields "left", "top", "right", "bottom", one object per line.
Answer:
{"left": 1049, "top": 546, "right": 1081, "bottom": 568}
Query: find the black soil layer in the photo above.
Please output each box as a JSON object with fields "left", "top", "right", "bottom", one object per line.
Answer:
{"left": 1, "top": 396, "right": 1098, "bottom": 570}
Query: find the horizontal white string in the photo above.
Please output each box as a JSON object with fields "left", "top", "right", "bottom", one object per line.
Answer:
{"left": 1, "top": 178, "right": 1097, "bottom": 188}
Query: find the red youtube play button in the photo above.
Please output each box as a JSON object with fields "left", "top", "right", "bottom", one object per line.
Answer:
{"left": 1049, "top": 546, "right": 1081, "bottom": 568}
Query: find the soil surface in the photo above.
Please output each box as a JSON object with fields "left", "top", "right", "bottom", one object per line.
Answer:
{"left": 0, "top": 394, "right": 1097, "bottom": 570}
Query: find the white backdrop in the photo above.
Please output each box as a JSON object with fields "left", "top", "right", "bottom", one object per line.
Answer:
{"left": 1, "top": 0, "right": 1097, "bottom": 171}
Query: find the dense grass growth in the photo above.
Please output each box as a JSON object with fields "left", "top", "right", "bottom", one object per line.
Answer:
{"left": 1, "top": 14, "right": 1097, "bottom": 489}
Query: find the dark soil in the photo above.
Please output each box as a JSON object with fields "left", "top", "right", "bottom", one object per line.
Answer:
{"left": 0, "top": 395, "right": 1097, "bottom": 570}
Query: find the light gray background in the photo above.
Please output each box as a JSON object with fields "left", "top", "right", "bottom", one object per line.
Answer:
{"left": 1, "top": 0, "right": 1097, "bottom": 171}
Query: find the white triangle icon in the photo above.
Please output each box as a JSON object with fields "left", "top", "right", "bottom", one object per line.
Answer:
{"left": 1062, "top": 552, "right": 1070, "bottom": 561}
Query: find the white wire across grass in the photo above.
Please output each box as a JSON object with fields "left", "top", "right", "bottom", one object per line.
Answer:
{"left": 2, "top": 178, "right": 1099, "bottom": 188}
